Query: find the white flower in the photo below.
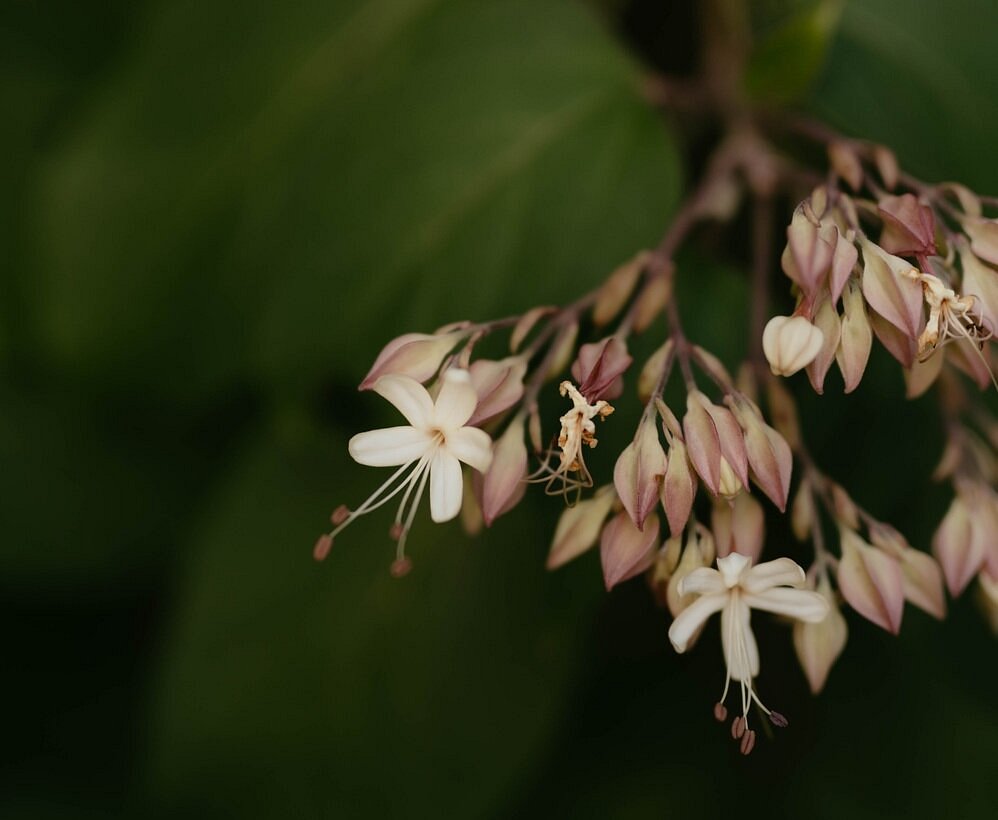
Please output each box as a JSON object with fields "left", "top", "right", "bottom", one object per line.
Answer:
{"left": 321, "top": 369, "right": 493, "bottom": 573}
{"left": 668, "top": 552, "right": 828, "bottom": 753}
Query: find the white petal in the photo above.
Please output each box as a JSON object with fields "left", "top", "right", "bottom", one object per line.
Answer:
{"left": 742, "top": 557, "right": 807, "bottom": 593}
{"left": 721, "top": 598, "right": 759, "bottom": 681}
{"left": 432, "top": 369, "right": 478, "bottom": 430}
{"left": 678, "top": 568, "right": 726, "bottom": 597}
{"left": 348, "top": 427, "right": 433, "bottom": 467}
{"left": 372, "top": 375, "right": 434, "bottom": 428}
{"left": 429, "top": 450, "right": 463, "bottom": 522}
{"left": 743, "top": 587, "right": 829, "bottom": 622}
{"left": 717, "top": 552, "right": 752, "bottom": 587}
{"left": 444, "top": 426, "right": 493, "bottom": 473}
{"left": 668, "top": 593, "right": 727, "bottom": 653}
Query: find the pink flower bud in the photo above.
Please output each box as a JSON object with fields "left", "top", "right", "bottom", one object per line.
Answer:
{"left": 727, "top": 395, "right": 792, "bottom": 511}
{"left": 682, "top": 391, "right": 749, "bottom": 498}
{"left": 600, "top": 510, "right": 660, "bottom": 590}
{"left": 932, "top": 493, "right": 988, "bottom": 597}
{"left": 592, "top": 252, "right": 647, "bottom": 326}
{"left": 790, "top": 480, "right": 814, "bottom": 541}
{"left": 614, "top": 416, "right": 668, "bottom": 530}
{"left": 661, "top": 437, "right": 696, "bottom": 537}
{"left": 631, "top": 276, "right": 673, "bottom": 333}
{"left": 546, "top": 486, "right": 617, "bottom": 570}
{"left": 712, "top": 492, "right": 764, "bottom": 562}
{"left": 480, "top": 415, "right": 528, "bottom": 526}
{"left": 467, "top": 357, "right": 527, "bottom": 426}
{"left": 873, "top": 145, "right": 899, "bottom": 190}
{"left": 829, "top": 231, "right": 859, "bottom": 307}
{"left": 546, "top": 321, "right": 579, "bottom": 379}
{"left": 946, "top": 335, "right": 994, "bottom": 390}
{"left": 835, "top": 278, "right": 873, "bottom": 393}
{"left": 878, "top": 193, "right": 936, "bottom": 256}
{"left": 837, "top": 530, "right": 905, "bottom": 634}
{"left": 860, "top": 240, "right": 924, "bottom": 341}
{"left": 763, "top": 316, "right": 825, "bottom": 377}
{"left": 806, "top": 297, "right": 842, "bottom": 393}
{"left": 359, "top": 331, "right": 463, "bottom": 390}
{"left": 978, "top": 571, "right": 998, "bottom": 634}
{"left": 828, "top": 141, "right": 864, "bottom": 191}
{"left": 793, "top": 574, "right": 848, "bottom": 694}
{"left": 830, "top": 484, "right": 859, "bottom": 530}
{"left": 570, "top": 336, "right": 633, "bottom": 401}
{"left": 510, "top": 306, "right": 556, "bottom": 353}
{"left": 638, "top": 341, "right": 673, "bottom": 402}
{"left": 786, "top": 202, "right": 835, "bottom": 297}
{"left": 964, "top": 217, "right": 998, "bottom": 266}
{"left": 959, "top": 244, "right": 998, "bottom": 334}
{"left": 869, "top": 523, "right": 946, "bottom": 619}
{"left": 869, "top": 310, "right": 917, "bottom": 368}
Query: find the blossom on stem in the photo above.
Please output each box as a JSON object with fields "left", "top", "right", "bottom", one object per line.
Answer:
{"left": 668, "top": 553, "right": 828, "bottom": 752}
{"left": 762, "top": 315, "right": 825, "bottom": 377}
{"left": 319, "top": 370, "right": 493, "bottom": 573}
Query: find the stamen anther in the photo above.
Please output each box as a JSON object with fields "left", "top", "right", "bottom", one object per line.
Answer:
{"left": 331, "top": 505, "right": 351, "bottom": 525}
{"left": 739, "top": 729, "right": 756, "bottom": 755}
{"left": 390, "top": 557, "right": 413, "bottom": 578}
{"left": 713, "top": 703, "right": 728, "bottom": 722}
{"left": 769, "top": 711, "right": 789, "bottom": 728}
{"left": 313, "top": 534, "right": 333, "bottom": 562}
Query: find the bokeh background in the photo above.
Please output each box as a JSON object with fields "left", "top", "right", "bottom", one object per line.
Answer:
{"left": 2, "top": 1, "right": 996, "bottom": 817}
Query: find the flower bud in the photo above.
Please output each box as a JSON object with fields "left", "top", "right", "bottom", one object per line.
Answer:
{"left": 546, "top": 486, "right": 617, "bottom": 570}
{"left": 806, "top": 297, "right": 842, "bottom": 393}
{"left": 359, "top": 331, "right": 463, "bottom": 389}
{"left": 790, "top": 480, "right": 814, "bottom": 541}
{"left": 546, "top": 321, "right": 579, "bottom": 378}
{"left": 661, "top": 437, "right": 696, "bottom": 537}
{"left": 836, "top": 529, "right": 905, "bottom": 634}
{"left": 793, "top": 574, "right": 848, "bottom": 694}
{"left": 631, "top": 276, "right": 673, "bottom": 333}
{"left": 717, "top": 459, "right": 742, "bottom": 499}
{"left": 614, "top": 416, "right": 668, "bottom": 530}
{"left": 786, "top": 202, "right": 835, "bottom": 297}
{"left": 932, "top": 493, "right": 987, "bottom": 596}
{"left": 828, "top": 141, "right": 864, "bottom": 191}
{"left": 835, "top": 278, "right": 873, "bottom": 393}
{"left": 667, "top": 524, "right": 714, "bottom": 620}
{"left": 860, "top": 240, "right": 924, "bottom": 341}
{"left": 873, "top": 145, "right": 899, "bottom": 190}
{"left": 510, "top": 306, "right": 555, "bottom": 353}
{"left": 964, "top": 217, "right": 998, "bottom": 266}
{"left": 651, "top": 535, "right": 683, "bottom": 605}
{"left": 638, "top": 340, "right": 673, "bottom": 403}
{"left": 873, "top": 528, "right": 947, "bottom": 620}
{"left": 571, "top": 336, "right": 632, "bottom": 401}
{"left": 869, "top": 311, "right": 917, "bottom": 368}
{"left": 683, "top": 391, "right": 749, "bottom": 496}
{"left": 830, "top": 484, "right": 859, "bottom": 530}
{"left": 600, "top": 510, "right": 660, "bottom": 590}
{"left": 592, "top": 252, "right": 647, "bottom": 326}
{"left": 878, "top": 193, "right": 936, "bottom": 257}
{"left": 727, "top": 394, "right": 793, "bottom": 511}
{"left": 762, "top": 315, "right": 825, "bottom": 377}
{"left": 480, "top": 415, "right": 528, "bottom": 526}
{"left": 712, "top": 492, "right": 764, "bottom": 562}
{"left": 829, "top": 230, "right": 859, "bottom": 305}
{"left": 467, "top": 357, "right": 527, "bottom": 426}
{"left": 904, "top": 352, "right": 944, "bottom": 399}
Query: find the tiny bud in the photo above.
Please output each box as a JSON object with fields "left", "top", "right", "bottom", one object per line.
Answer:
{"left": 467, "top": 357, "right": 527, "bottom": 426}
{"left": 714, "top": 703, "right": 728, "bottom": 722}
{"left": 546, "top": 321, "right": 579, "bottom": 379}
{"left": 718, "top": 458, "right": 742, "bottom": 499}
{"left": 786, "top": 202, "right": 835, "bottom": 297}
{"left": 592, "top": 252, "right": 647, "bottom": 326}
{"left": 389, "top": 557, "right": 413, "bottom": 578}
{"left": 828, "top": 141, "right": 864, "bottom": 191}
{"left": 631, "top": 276, "right": 673, "bottom": 333}
{"left": 313, "top": 534, "right": 333, "bottom": 562}
{"left": 600, "top": 510, "right": 660, "bottom": 591}
{"left": 638, "top": 341, "right": 674, "bottom": 403}
{"left": 481, "top": 415, "right": 529, "bottom": 526}
{"left": 769, "top": 711, "right": 789, "bottom": 728}
{"left": 932, "top": 493, "right": 987, "bottom": 597}
{"left": 727, "top": 394, "right": 793, "bottom": 511}
{"left": 794, "top": 574, "right": 848, "bottom": 694}
{"left": 614, "top": 415, "right": 668, "bottom": 530}
{"left": 762, "top": 315, "right": 825, "bottom": 377}
{"left": 331, "top": 505, "right": 351, "bottom": 526}
{"left": 739, "top": 729, "right": 757, "bottom": 756}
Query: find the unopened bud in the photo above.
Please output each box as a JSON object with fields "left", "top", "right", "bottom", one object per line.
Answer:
{"left": 828, "top": 141, "right": 864, "bottom": 191}
{"left": 661, "top": 437, "right": 696, "bottom": 537}
{"left": 631, "top": 276, "right": 673, "bottom": 333}
{"left": 786, "top": 202, "right": 835, "bottom": 297}
{"left": 837, "top": 530, "right": 904, "bottom": 634}
{"left": 360, "top": 331, "right": 463, "bottom": 390}
{"left": 481, "top": 415, "right": 528, "bottom": 526}
{"left": 510, "top": 306, "right": 556, "bottom": 353}
{"left": 873, "top": 145, "right": 899, "bottom": 190}
{"left": 467, "top": 357, "right": 527, "bottom": 426}
{"left": 932, "top": 493, "right": 987, "bottom": 597}
{"left": 964, "top": 217, "right": 998, "bottom": 266}
{"left": 763, "top": 315, "right": 825, "bottom": 377}
{"left": 836, "top": 278, "right": 873, "bottom": 393}
{"left": 600, "top": 510, "right": 660, "bottom": 591}
{"left": 793, "top": 574, "right": 848, "bottom": 694}
{"left": 959, "top": 243, "right": 998, "bottom": 334}
{"left": 546, "top": 486, "right": 617, "bottom": 570}
{"left": 806, "top": 297, "right": 842, "bottom": 394}
{"left": 727, "top": 394, "right": 793, "bottom": 511}
{"left": 592, "top": 252, "right": 647, "bottom": 326}
{"left": 614, "top": 416, "right": 668, "bottom": 530}
{"left": 638, "top": 341, "right": 674, "bottom": 403}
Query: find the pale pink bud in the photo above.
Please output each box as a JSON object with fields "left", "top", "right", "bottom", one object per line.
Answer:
{"left": 806, "top": 296, "right": 842, "bottom": 393}
{"left": 964, "top": 217, "right": 998, "bottom": 266}
{"left": 480, "top": 415, "right": 528, "bottom": 526}
{"left": 546, "top": 487, "right": 617, "bottom": 570}
{"left": 600, "top": 510, "right": 660, "bottom": 590}
{"left": 860, "top": 240, "right": 924, "bottom": 341}
{"left": 510, "top": 306, "right": 555, "bottom": 353}
{"left": 959, "top": 244, "right": 998, "bottom": 334}
{"left": 869, "top": 310, "right": 917, "bottom": 368}
{"left": 763, "top": 315, "right": 825, "bottom": 377}
{"left": 932, "top": 494, "right": 987, "bottom": 596}
{"left": 869, "top": 524, "right": 946, "bottom": 618}
{"left": 592, "top": 252, "right": 647, "bottom": 326}
{"left": 691, "top": 345, "right": 733, "bottom": 390}
{"left": 828, "top": 141, "right": 864, "bottom": 191}
{"left": 661, "top": 437, "right": 696, "bottom": 537}
{"left": 712, "top": 492, "right": 764, "bottom": 562}
{"left": 638, "top": 341, "right": 674, "bottom": 403}
{"left": 727, "top": 395, "right": 792, "bottom": 511}
{"left": 830, "top": 484, "right": 859, "bottom": 530}
{"left": 873, "top": 145, "right": 899, "bottom": 190}
{"left": 793, "top": 574, "right": 848, "bottom": 694}
{"left": 837, "top": 530, "right": 905, "bottom": 634}
{"left": 878, "top": 193, "right": 936, "bottom": 257}
{"left": 570, "top": 336, "right": 632, "bottom": 401}
{"left": 829, "top": 230, "right": 859, "bottom": 305}
{"left": 835, "top": 278, "right": 873, "bottom": 393}
{"left": 359, "top": 331, "right": 463, "bottom": 390}
{"left": 790, "top": 480, "right": 814, "bottom": 541}
{"left": 682, "top": 391, "right": 749, "bottom": 496}
{"left": 467, "top": 357, "right": 527, "bottom": 426}
{"left": 631, "top": 276, "right": 673, "bottom": 333}
{"left": 667, "top": 524, "right": 714, "bottom": 620}
{"left": 614, "top": 416, "right": 668, "bottom": 530}
{"left": 786, "top": 202, "right": 835, "bottom": 296}
{"left": 903, "top": 352, "right": 944, "bottom": 399}
{"left": 718, "top": 459, "right": 742, "bottom": 500}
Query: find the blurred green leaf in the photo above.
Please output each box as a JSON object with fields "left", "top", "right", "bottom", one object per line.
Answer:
{"left": 746, "top": 0, "right": 844, "bottom": 105}
{"left": 29, "top": 0, "right": 679, "bottom": 402}
{"left": 149, "top": 426, "right": 601, "bottom": 817}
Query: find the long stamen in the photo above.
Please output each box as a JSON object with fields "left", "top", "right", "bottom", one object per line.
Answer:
{"left": 327, "top": 460, "right": 421, "bottom": 542}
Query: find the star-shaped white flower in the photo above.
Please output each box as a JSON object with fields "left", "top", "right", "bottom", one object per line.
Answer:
{"left": 668, "top": 552, "right": 829, "bottom": 753}
{"left": 319, "top": 369, "right": 493, "bottom": 574}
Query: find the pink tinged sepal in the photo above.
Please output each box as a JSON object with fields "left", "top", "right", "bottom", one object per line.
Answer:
{"left": 546, "top": 486, "right": 617, "bottom": 570}
{"left": 727, "top": 396, "right": 792, "bottom": 512}
{"left": 593, "top": 252, "right": 647, "bottom": 326}
{"left": 836, "top": 530, "right": 905, "bottom": 634}
{"left": 870, "top": 311, "right": 917, "bottom": 368}
{"left": 829, "top": 231, "right": 859, "bottom": 306}
{"left": 793, "top": 575, "right": 848, "bottom": 694}
{"left": 631, "top": 276, "right": 673, "bottom": 333}
{"left": 959, "top": 245, "right": 998, "bottom": 334}
{"left": 877, "top": 193, "right": 936, "bottom": 257}
{"left": 614, "top": 416, "right": 667, "bottom": 530}
{"left": 869, "top": 524, "right": 946, "bottom": 619}
{"left": 712, "top": 492, "right": 764, "bottom": 562}
{"left": 359, "top": 331, "right": 463, "bottom": 390}
{"left": 946, "top": 337, "right": 994, "bottom": 390}
{"left": 786, "top": 202, "right": 835, "bottom": 297}
{"left": 545, "top": 321, "right": 579, "bottom": 379}
{"left": 836, "top": 278, "right": 873, "bottom": 393}
{"left": 790, "top": 480, "right": 814, "bottom": 541}
{"left": 661, "top": 437, "right": 696, "bottom": 537}
{"left": 763, "top": 315, "right": 825, "bottom": 377}
{"left": 467, "top": 357, "right": 527, "bottom": 426}
{"left": 932, "top": 495, "right": 987, "bottom": 597}
{"left": 964, "top": 217, "right": 998, "bottom": 266}
{"left": 903, "top": 352, "right": 945, "bottom": 399}
{"left": 510, "top": 306, "right": 555, "bottom": 353}
{"left": 480, "top": 415, "right": 528, "bottom": 526}
{"left": 600, "top": 510, "right": 660, "bottom": 590}
{"left": 828, "top": 141, "right": 864, "bottom": 191}
{"left": 806, "top": 296, "right": 842, "bottom": 393}
{"left": 873, "top": 145, "right": 899, "bottom": 190}
{"left": 570, "top": 336, "right": 632, "bottom": 401}
{"left": 682, "top": 391, "right": 748, "bottom": 497}
{"left": 860, "top": 240, "right": 924, "bottom": 341}
{"left": 638, "top": 340, "right": 674, "bottom": 403}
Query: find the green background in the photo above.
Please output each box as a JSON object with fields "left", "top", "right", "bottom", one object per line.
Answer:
{"left": 1, "top": 1, "right": 995, "bottom": 817}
